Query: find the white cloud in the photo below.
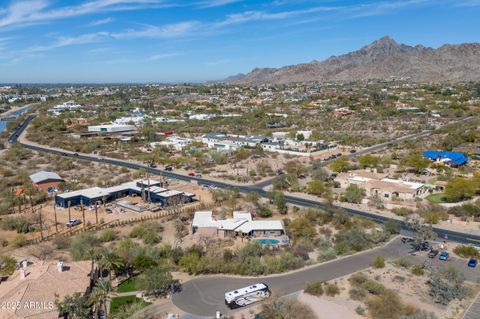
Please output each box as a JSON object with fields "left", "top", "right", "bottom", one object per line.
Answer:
{"left": 106, "top": 52, "right": 180, "bottom": 64}
{"left": 27, "top": 32, "right": 110, "bottom": 52}
{"left": 206, "top": 58, "right": 230, "bottom": 65}
{"left": 146, "top": 53, "right": 181, "bottom": 61}
{"left": 88, "top": 17, "right": 115, "bottom": 26}
{"left": 0, "top": 0, "right": 169, "bottom": 30}
{"left": 196, "top": 0, "right": 242, "bottom": 8}
{"left": 112, "top": 21, "right": 200, "bottom": 39}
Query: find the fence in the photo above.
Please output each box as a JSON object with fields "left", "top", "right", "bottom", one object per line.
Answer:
{"left": 16, "top": 201, "right": 212, "bottom": 248}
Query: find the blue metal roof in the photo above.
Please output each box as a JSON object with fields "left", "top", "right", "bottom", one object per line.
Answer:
{"left": 423, "top": 150, "right": 468, "bottom": 165}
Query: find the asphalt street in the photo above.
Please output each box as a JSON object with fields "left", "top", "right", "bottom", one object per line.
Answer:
{"left": 8, "top": 114, "right": 480, "bottom": 246}
{"left": 171, "top": 237, "right": 480, "bottom": 317}
{"left": 7, "top": 113, "right": 480, "bottom": 319}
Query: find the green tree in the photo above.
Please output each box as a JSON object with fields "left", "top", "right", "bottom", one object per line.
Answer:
{"left": 286, "top": 218, "right": 317, "bottom": 240}
{"left": 404, "top": 153, "right": 430, "bottom": 173}
{"left": 341, "top": 185, "right": 366, "bottom": 204}
{"left": 384, "top": 220, "right": 401, "bottom": 234}
{"left": 273, "top": 191, "right": 287, "bottom": 214}
{"left": 99, "top": 251, "right": 124, "bottom": 280}
{"left": 329, "top": 157, "right": 351, "bottom": 173}
{"left": 0, "top": 255, "right": 16, "bottom": 276}
{"left": 259, "top": 205, "right": 273, "bottom": 217}
{"left": 307, "top": 180, "right": 327, "bottom": 196}
{"left": 445, "top": 177, "right": 477, "bottom": 202}
{"left": 358, "top": 154, "right": 380, "bottom": 168}
{"left": 138, "top": 265, "right": 173, "bottom": 297}
{"left": 56, "top": 292, "right": 91, "bottom": 319}
{"left": 90, "top": 279, "right": 114, "bottom": 318}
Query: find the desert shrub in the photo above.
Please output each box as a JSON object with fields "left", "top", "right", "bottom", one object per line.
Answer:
{"left": 367, "top": 289, "right": 404, "bottom": 319}
{"left": 99, "top": 229, "right": 117, "bottom": 242}
{"left": 324, "top": 283, "right": 340, "bottom": 296}
{"left": 305, "top": 280, "right": 323, "bottom": 296}
{"left": 0, "top": 255, "right": 16, "bottom": 276}
{"left": 392, "top": 207, "right": 414, "bottom": 217}
{"left": 129, "top": 225, "right": 146, "bottom": 238}
{"left": 411, "top": 265, "right": 424, "bottom": 276}
{"left": 53, "top": 236, "right": 71, "bottom": 249}
{"left": 260, "top": 297, "right": 316, "bottom": 319}
{"left": 384, "top": 220, "right": 401, "bottom": 234}
{"left": 349, "top": 288, "right": 367, "bottom": 301}
{"left": 340, "top": 185, "right": 366, "bottom": 204}
{"left": 400, "top": 311, "right": 439, "bottom": 319}
{"left": 372, "top": 255, "right": 385, "bottom": 268}
{"left": 427, "top": 266, "right": 468, "bottom": 305}
{"left": 142, "top": 231, "right": 160, "bottom": 245}
{"left": 363, "top": 279, "right": 386, "bottom": 295}
{"left": 0, "top": 237, "right": 8, "bottom": 247}
{"left": 12, "top": 235, "right": 28, "bottom": 248}
{"left": 258, "top": 205, "right": 272, "bottom": 218}
{"left": 349, "top": 272, "right": 369, "bottom": 286}
{"left": 393, "top": 257, "right": 411, "bottom": 268}
{"left": 355, "top": 305, "right": 365, "bottom": 315}
{"left": 69, "top": 232, "right": 98, "bottom": 260}
{"left": 317, "top": 248, "right": 337, "bottom": 262}
{"left": 453, "top": 245, "right": 479, "bottom": 258}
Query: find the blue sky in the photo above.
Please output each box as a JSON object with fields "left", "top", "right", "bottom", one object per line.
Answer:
{"left": 0, "top": 0, "right": 479, "bottom": 83}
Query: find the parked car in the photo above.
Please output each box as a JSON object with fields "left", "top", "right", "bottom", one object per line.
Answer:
{"left": 439, "top": 251, "right": 449, "bottom": 261}
{"left": 350, "top": 149, "right": 357, "bottom": 153}
{"left": 428, "top": 249, "right": 439, "bottom": 258}
{"left": 187, "top": 172, "right": 196, "bottom": 176}
{"left": 73, "top": 152, "right": 79, "bottom": 156}
{"left": 468, "top": 259, "right": 478, "bottom": 268}
{"left": 164, "top": 166, "right": 173, "bottom": 171}
{"left": 149, "top": 163, "right": 157, "bottom": 168}
{"left": 401, "top": 237, "right": 414, "bottom": 244}
{"left": 66, "top": 219, "right": 81, "bottom": 228}
{"left": 105, "top": 208, "right": 113, "bottom": 214}
{"left": 419, "top": 241, "right": 431, "bottom": 251}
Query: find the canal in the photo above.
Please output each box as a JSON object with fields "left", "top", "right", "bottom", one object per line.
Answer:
{"left": 0, "top": 106, "right": 32, "bottom": 134}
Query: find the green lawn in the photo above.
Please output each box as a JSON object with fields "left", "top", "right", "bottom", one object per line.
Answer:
{"left": 117, "top": 277, "right": 138, "bottom": 293}
{"left": 426, "top": 193, "right": 449, "bottom": 203}
{"left": 110, "top": 296, "right": 150, "bottom": 314}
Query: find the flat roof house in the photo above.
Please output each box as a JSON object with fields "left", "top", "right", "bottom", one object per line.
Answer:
{"left": 423, "top": 150, "right": 468, "bottom": 167}
{"left": 335, "top": 171, "right": 428, "bottom": 201}
{"left": 88, "top": 123, "right": 136, "bottom": 133}
{"left": 29, "top": 171, "right": 64, "bottom": 191}
{"left": 55, "top": 179, "right": 195, "bottom": 208}
{"left": 192, "top": 211, "right": 285, "bottom": 238}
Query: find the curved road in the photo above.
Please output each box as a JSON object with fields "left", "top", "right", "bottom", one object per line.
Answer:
{"left": 171, "top": 237, "right": 480, "bottom": 317}
{"left": 7, "top": 114, "right": 480, "bottom": 246}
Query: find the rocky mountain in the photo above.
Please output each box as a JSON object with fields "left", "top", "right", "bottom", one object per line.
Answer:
{"left": 225, "top": 36, "right": 480, "bottom": 84}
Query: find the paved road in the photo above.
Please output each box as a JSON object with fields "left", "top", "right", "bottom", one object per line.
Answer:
{"left": 253, "top": 116, "right": 477, "bottom": 189}
{"left": 7, "top": 114, "right": 480, "bottom": 246}
{"left": 171, "top": 237, "right": 480, "bottom": 317}
{"left": 463, "top": 293, "right": 480, "bottom": 319}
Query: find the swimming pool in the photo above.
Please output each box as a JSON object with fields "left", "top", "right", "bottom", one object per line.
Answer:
{"left": 256, "top": 239, "right": 280, "bottom": 245}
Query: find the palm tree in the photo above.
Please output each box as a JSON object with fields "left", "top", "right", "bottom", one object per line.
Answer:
{"left": 90, "top": 279, "right": 114, "bottom": 319}
{"left": 99, "top": 251, "right": 124, "bottom": 281}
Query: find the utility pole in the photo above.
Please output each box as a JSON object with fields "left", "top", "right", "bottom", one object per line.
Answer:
{"left": 53, "top": 200, "right": 58, "bottom": 233}
{"left": 95, "top": 201, "right": 99, "bottom": 224}
{"left": 68, "top": 200, "right": 72, "bottom": 232}
{"left": 80, "top": 200, "right": 85, "bottom": 227}
{"left": 38, "top": 206, "right": 44, "bottom": 240}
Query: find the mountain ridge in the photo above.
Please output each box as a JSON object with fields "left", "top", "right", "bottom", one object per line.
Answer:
{"left": 224, "top": 36, "right": 480, "bottom": 84}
